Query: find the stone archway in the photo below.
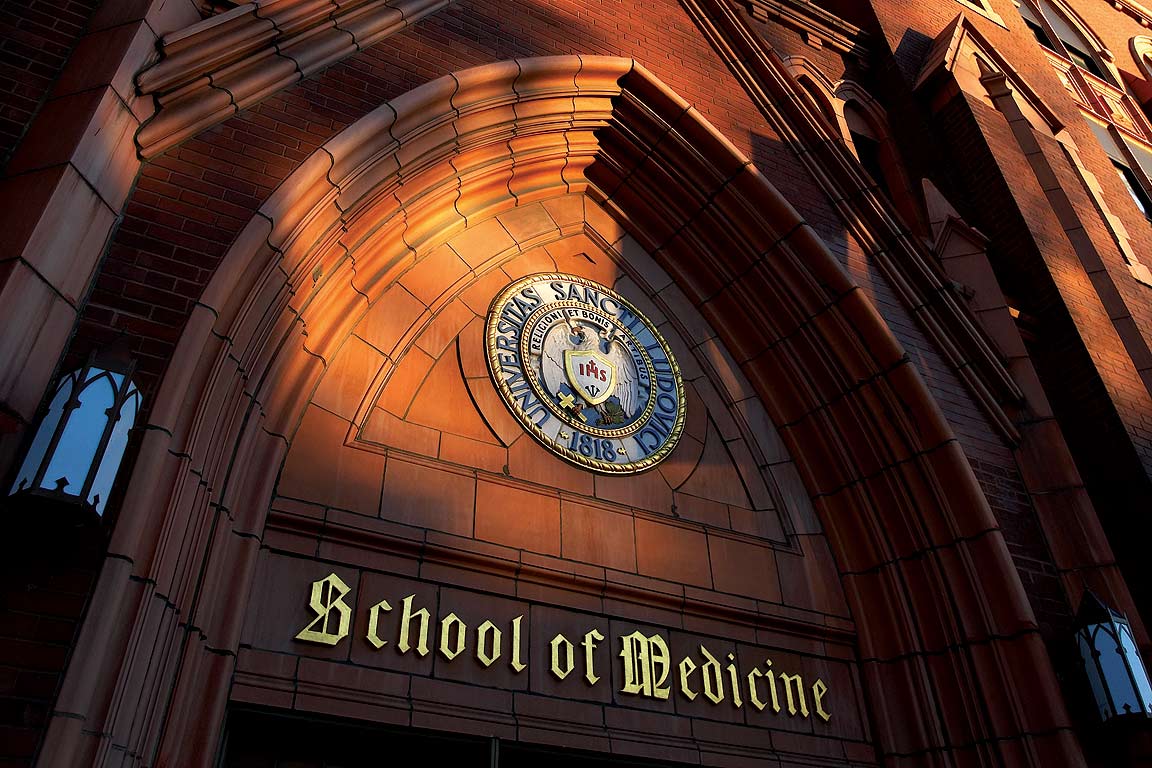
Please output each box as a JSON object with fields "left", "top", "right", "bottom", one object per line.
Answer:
{"left": 39, "top": 56, "right": 1077, "bottom": 767}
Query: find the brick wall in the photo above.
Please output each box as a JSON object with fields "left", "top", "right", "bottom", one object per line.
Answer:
{"left": 0, "top": 9, "right": 106, "bottom": 761}
{"left": 0, "top": 0, "right": 99, "bottom": 172}
{"left": 829, "top": 0, "right": 1152, "bottom": 661}
{"left": 63, "top": 0, "right": 799, "bottom": 416}
{"left": 0, "top": 524, "right": 100, "bottom": 768}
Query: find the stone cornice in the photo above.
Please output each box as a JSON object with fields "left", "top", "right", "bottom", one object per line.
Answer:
{"left": 135, "top": 0, "right": 455, "bottom": 157}
{"left": 740, "top": 0, "right": 868, "bottom": 56}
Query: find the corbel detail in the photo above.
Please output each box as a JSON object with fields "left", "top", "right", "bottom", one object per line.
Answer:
{"left": 134, "top": 0, "right": 455, "bottom": 157}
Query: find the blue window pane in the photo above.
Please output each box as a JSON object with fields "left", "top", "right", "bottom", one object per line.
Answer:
{"left": 88, "top": 390, "right": 139, "bottom": 515}
{"left": 1119, "top": 625, "right": 1152, "bottom": 714}
{"left": 42, "top": 373, "right": 116, "bottom": 496}
{"left": 10, "top": 373, "right": 75, "bottom": 495}
{"left": 1079, "top": 632, "right": 1112, "bottom": 719}
{"left": 1096, "top": 625, "right": 1142, "bottom": 716}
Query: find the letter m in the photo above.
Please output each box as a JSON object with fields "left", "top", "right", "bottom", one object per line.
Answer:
{"left": 619, "top": 630, "right": 671, "bottom": 700}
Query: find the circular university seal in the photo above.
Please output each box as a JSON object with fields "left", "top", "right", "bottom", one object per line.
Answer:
{"left": 485, "top": 273, "right": 686, "bottom": 474}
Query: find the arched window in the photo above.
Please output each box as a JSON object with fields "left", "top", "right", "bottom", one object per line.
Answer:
{"left": 1016, "top": 0, "right": 1116, "bottom": 84}
{"left": 836, "top": 84, "right": 924, "bottom": 229}
{"left": 843, "top": 103, "right": 890, "bottom": 198}
{"left": 784, "top": 58, "right": 851, "bottom": 138}
{"left": 9, "top": 357, "right": 140, "bottom": 516}
{"left": 784, "top": 58, "right": 926, "bottom": 234}
{"left": 1128, "top": 36, "right": 1152, "bottom": 120}
{"left": 1132, "top": 36, "right": 1152, "bottom": 83}
{"left": 797, "top": 74, "right": 839, "bottom": 127}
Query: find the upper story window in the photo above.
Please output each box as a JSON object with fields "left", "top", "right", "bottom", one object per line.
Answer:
{"left": 1065, "top": 43, "right": 1106, "bottom": 79}
{"left": 1024, "top": 19, "right": 1055, "bottom": 49}
{"left": 1087, "top": 117, "right": 1152, "bottom": 220}
{"left": 836, "top": 87, "right": 926, "bottom": 233}
{"left": 1114, "top": 159, "right": 1152, "bottom": 216}
{"left": 784, "top": 58, "right": 929, "bottom": 235}
{"left": 1016, "top": 0, "right": 1114, "bottom": 84}
{"left": 844, "top": 105, "right": 891, "bottom": 198}
{"left": 1019, "top": 3, "right": 1056, "bottom": 49}
{"left": 1015, "top": 2, "right": 1152, "bottom": 148}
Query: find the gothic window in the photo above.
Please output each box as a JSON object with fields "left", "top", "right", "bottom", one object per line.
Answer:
{"left": 784, "top": 59, "right": 926, "bottom": 234}
{"left": 9, "top": 362, "right": 140, "bottom": 515}
{"left": 844, "top": 105, "right": 891, "bottom": 198}
{"left": 797, "top": 75, "right": 839, "bottom": 127}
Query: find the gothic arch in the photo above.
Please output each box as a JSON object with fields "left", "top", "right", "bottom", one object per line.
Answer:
{"left": 39, "top": 56, "right": 1078, "bottom": 767}
{"left": 782, "top": 56, "right": 851, "bottom": 138}
{"left": 833, "top": 80, "right": 927, "bottom": 233}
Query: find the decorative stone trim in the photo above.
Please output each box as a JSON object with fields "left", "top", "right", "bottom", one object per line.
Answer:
{"left": 134, "top": 0, "right": 455, "bottom": 157}
{"left": 741, "top": 0, "right": 868, "bottom": 56}
{"left": 1133, "top": 35, "right": 1152, "bottom": 81}
{"left": 917, "top": 13, "right": 1065, "bottom": 133}
{"left": 922, "top": 15, "right": 1152, "bottom": 295}
{"left": 950, "top": 0, "right": 1007, "bottom": 27}
{"left": 263, "top": 506, "right": 851, "bottom": 640}
{"left": 1110, "top": 0, "right": 1152, "bottom": 28}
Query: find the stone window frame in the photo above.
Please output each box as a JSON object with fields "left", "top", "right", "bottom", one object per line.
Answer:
{"left": 1015, "top": 0, "right": 1122, "bottom": 86}
{"left": 952, "top": 0, "right": 1008, "bottom": 28}
{"left": 1086, "top": 115, "right": 1152, "bottom": 222}
{"left": 784, "top": 57, "right": 928, "bottom": 234}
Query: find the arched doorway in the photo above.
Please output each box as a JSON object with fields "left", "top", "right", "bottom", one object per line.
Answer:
{"left": 38, "top": 56, "right": 1076, "bottom": 768}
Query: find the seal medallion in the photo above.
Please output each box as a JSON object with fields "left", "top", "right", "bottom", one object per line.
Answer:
{"left": 485, "top": 273, "right": 686, "bottom": 474}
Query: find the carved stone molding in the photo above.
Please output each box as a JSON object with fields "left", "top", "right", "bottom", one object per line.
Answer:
{"left": 134, "top": 0, "right": 455, "bottom": 157}
{"left": 1109, "top": 0, "right": 1152, "bottom": 28}
{"left": 740, "top": 0, "right": 868, "bottom": 56}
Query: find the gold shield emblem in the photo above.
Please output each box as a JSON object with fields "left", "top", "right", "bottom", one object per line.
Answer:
{"left": 564, "top": 349, "right": 617, "bottom": 406}
{"left": 486, "top": 273, "right": 686, "bottom": 474}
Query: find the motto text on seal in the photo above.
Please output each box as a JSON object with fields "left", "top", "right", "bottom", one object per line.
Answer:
{"left": 485, "top": 273, "right": 685, "bottom": 473}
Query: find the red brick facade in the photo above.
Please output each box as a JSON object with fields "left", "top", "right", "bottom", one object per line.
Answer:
{"left": 2, "top": 0, "right": 1152, "bottom": 766}
{"left": 0, "top": 0, "right": 99, "bottom": 170}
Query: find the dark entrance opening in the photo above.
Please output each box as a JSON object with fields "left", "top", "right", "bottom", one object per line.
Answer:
{"left": 221, "top": 709, "right": 690, "bottom": 767}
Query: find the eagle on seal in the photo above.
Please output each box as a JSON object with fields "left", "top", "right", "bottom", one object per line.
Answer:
{"left": 540, "top": 318, "right": 638, "bottom": 424}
